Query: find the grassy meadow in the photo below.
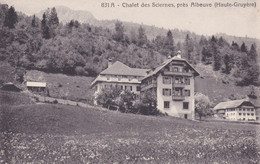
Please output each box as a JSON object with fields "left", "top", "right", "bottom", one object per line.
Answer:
{"left": 25, "top": 70, "right": 95, "bottom": 104}
{"left": 0, "top": 101, "right": 259, "bottom": 163}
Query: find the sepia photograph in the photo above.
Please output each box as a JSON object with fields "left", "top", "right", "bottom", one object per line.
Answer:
{"left": 0, "top": 0, "right": 259, "bottom": 163}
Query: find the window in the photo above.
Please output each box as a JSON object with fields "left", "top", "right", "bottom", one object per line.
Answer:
{"left": 251, "top": 113, "right": 254, "bottom": 116}
{"left": 173, "top": 67, "right": 179, "bottom": 72}
{"left": 163, "top": 89, "right": 171, "bottom": 96}
{"left": 247, "top": 113, "right": 250, "bottom": 116}
{"left": 173, "top": 88, "right": 182, "bottom": 96}
{"left": 184, "top": 114, "right": 188, "bottom": 119}
{"left": 239, "top": 113, "right": 241, "bottom": 116}
{"left": 185, "top": 77, "right": 190, "bottom": 85}
{"left": 107, "top": 76, "right": 110, "bottom": 80}
{"left": 183, "top": 102, "right": 189, "bottom": 109}
{"left": 247, "top": 109, "right": 250, "bottom": 111}
{"left": 251, "top": 109, "right": 254, "bottom": 111}
{"left": 164, "top": 101, "right": 170, "bottom": 108}
{"left": 184, "top": 90, "right": 190, "bottom": 96}
{"left": 136, "top": 86, "right": 141, "bottom": 91}
{"left": 163, "top": 76, "right": 171, "bottom": 84}
{"left": 243, "top": 113, "right": 246, "bottom": 116}
{"left": 125, "top": 86, "right": 132, "bottom": 91}
{"left": 174, "top": 76, "right": 183, "bottom": 84}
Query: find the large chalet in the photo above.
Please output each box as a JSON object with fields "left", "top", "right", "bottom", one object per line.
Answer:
{"left": 91, "top": 53, "right": 200, "bottom": 119}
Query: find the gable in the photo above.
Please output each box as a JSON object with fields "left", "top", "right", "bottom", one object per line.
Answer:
{"left": 142, "top": 56, "right": 200, "bottom": 80}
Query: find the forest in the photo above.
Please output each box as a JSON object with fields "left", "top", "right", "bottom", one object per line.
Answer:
{"left": 0, "top": 4, "right": 259, "bottom": 86}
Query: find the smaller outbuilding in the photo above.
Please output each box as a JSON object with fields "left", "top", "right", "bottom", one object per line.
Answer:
{"left": 26, "top": 81, "right": 47, "bottom": 92}
{"left": 1, "top": 82, "right": 22, "bottom": 92}
{"left": 214, "top": 99, "right": 256, "bottom": 121}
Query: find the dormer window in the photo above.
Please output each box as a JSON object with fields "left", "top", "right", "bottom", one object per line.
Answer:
{"left": 173, "top": 67, "right": 179, "bottom": 72}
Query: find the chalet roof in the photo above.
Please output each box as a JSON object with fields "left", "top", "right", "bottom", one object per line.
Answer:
{"left": 213, "top": 99, "right": 255, "bottom": 110}
{"left": 142, "top": 56, "right": 200, "bottom": 80}
{"left": 26, "top": 82, "right": 46, "bottom": 87}
{"left": 100, "top": 61, "right": 149, "bottom": 77}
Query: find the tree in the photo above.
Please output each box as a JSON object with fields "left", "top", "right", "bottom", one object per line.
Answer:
{"left": 184, "top": 34, "right": 194, "bottom": 62}
{"left": 49, "top": 7, "right": 59, "bottom": 28}
{"left": 213, "top": 54, "right": 221, "bottom": 71}
{"left": 137, "top": 26, "right": 147, "bottom": 46}
{"left": 113, "top": 21, "right": 125, "bottom": 42}
{"left": 31, "top": 14, "right": 38, "bottom": 27}
{"left": 195, "top": 92, "right": 211, "bottom": 120}
{"left": 248, "top": 85, "right": 257, "bottom": 99}
{"left": 223, "top": 54, "right": 232, "bottom": 74}
{"left": 41, "top": 13, "right": 51, "bottom": 39}
{"left": 248, "top": 44, "right": 257, "bottom": 61}
{"left": 4, "top": 6, "right": 18, "bottom": 28}
{"left": 96, "top": 86, "right": 122, "bottom": 109}
{"left": 241, "top": 42, "right": 248, "bottom": 53}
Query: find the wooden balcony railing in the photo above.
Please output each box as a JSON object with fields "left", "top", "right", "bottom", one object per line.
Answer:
{"left": 172, "top": 95, "right": 185, "bottom": 101}
{"left": 163, "top": 71, "right": 192, "bottom": 76}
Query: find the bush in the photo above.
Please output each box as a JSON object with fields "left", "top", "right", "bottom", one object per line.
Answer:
{"left": 75, "top": 66, "right": 87, "bottom": 76}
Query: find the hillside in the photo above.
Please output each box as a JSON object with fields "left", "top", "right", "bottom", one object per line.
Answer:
{"left": 0, "top": 102, "right": 259, "bottom": 163}
{"left": 195, "top": 64, "right": 260, "bottom": 105}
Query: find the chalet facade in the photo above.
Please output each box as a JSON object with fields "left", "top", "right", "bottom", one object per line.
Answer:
{"left": 91, "top": 60, "right": 149, "bottom": 104}
{"left": 141, "top": 55, "right": 199, "bottom": 119}
{"left": 214, "top": 99, "right": 257, "bottom": 121}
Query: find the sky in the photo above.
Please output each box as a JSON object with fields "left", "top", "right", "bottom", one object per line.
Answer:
{"left": 1, "top": 0, "right": 259, "bottom": 39}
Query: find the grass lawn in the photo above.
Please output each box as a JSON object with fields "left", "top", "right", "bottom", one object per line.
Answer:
{"left": 0, "top": 103, "right": 259, "bottom": 163}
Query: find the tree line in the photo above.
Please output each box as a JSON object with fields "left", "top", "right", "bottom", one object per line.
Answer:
{"left": 0, "top": 4, "right": 259, "bottom": 86}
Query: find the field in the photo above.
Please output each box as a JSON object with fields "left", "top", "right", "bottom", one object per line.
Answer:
{"left": 0, "top": 101, "right": 259, "bottom": 163}
{"left": 25, "top": 70, "right": 95, "bottom": 104}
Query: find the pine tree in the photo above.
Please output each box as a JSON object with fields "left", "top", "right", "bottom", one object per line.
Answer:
{"left": 213, "top": 54, "right": 221, "bottom": 71}
{"left": 41, "top": 13, "right": 50, "bottom": 39}
{"left": 248, "top": 44, "right": 257, "bottom": 61}
{"left": 31, "top": 15, "right": 37, "bottom": 27}
{"left": 184, "top": 34, "right": 194, "bottom": 62}
{"left": 49, "top": 7, "right": 59, "bottom": 28}
{"left": 113, "top": 21, "right": 124, "bottom": 42}
{"left": 137, "top": 26, "right": 147, "bottom": 46}
{"left": 223, "top": 54, "right": 231, "bottom": 74}
{"left": 165, "top": 30, "right": 174, "bottom": 49}
{"left": 240, "top": 42, "right": 248, "bottom": 53}
{"left": 4, "top": 6, "right": 18, "bottom": 28}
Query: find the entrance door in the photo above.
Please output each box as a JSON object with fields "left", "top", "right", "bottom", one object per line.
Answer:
{"left": 184, "top": 114, "right": 188, "bottom": 119}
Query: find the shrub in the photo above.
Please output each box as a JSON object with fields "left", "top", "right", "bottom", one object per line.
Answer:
{"left": 75, "top": 66, "right": 86, "bottom": 76}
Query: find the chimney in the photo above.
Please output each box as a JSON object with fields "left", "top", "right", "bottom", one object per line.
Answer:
{"left": 168, "top": 55, "right": 172, "bottom": 59}
{"left": 177, "top": 50, "right": 181, "bottom": 58}
{"left": 108, "top": 58, "right": 113, "bottom": 67}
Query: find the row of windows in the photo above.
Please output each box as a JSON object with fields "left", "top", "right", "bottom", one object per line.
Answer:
{"left": 103, "top": 85, "right": 140, "bottom": 92}
{"left": 163, "top": 76, "right": 190, "bottom": 85}
{"left": 106, "top": 76, "right": 141, "bottom": 82}
{"left": 227, "top": 113, "right": 255, "bottom": 116}
{"left": 162, "top": 88, "right": 190, "bottom": 96}
{"left": 226, "top": 108, "right": 254, "bottom": 112}
{"left": 164, "top": 101, "right": 189, "bottom": 109}
{"left": 239, "top": 113, "right": 254, "bottom": 116}
{"left": 165, "top": 66, "right": 190, "bottom": 73}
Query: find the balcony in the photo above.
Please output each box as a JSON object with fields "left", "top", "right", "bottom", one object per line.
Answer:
{"left": 172, "top": 83, "right": 185, "bottom": 88}
{"left": 141, "top": 83, "right": 157, "bottom": 91}
{"left": 172, "top": 95, "right": 185, "bottom": 101}
{"left": 163, "top": 71, "right": 192, "bottom": 76}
